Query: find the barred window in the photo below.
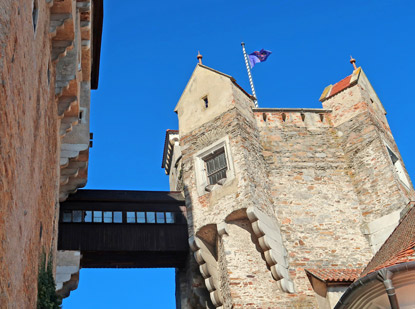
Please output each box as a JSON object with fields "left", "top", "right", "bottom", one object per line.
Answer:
{"left": 204, "top": 148, "right": 227, "bottom": 185}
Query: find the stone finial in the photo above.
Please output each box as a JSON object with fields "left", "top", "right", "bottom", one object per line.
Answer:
{"left": 197, "top": 51, "right": 203, "bottom": 64}
{"left": 350, "top": 55, "right": 357, "bottom": 70}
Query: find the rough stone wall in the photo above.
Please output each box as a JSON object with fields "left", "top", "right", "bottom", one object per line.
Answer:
{"left": 179, "top": 93, "right": 301, "bottom": 306}
{"left": 256, "top": 110, "right": 373, "bottom": 306}
{"left": 176, "top": 255, "right": 214, "bottom": 309}
{"left": 322, "top": 82, "right": 414, "bottom": 223}
{"left": 220, "top": 219, "right": 283, "bottom": 308}
{"left": 0, "top": 0, "right": 59, "bottom": 307}
{"left": 180, "top": 104, "right": 272, "bottom": 236}
{"left": 173, "top": 65, "right": 414, "bottom": 307}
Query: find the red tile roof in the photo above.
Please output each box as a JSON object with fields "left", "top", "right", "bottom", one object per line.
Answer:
{"left": 329, "top": 75, "right": 352, "bottom": 98}
{"left": 305, "top": 268, "right": 362, "bottom": 282}
{"left": 361, "top": 202, "right": 415, "bottom": 277}
{"left": 320, "top": 68, "right": 361, "bottom": 102}
{"left": 369, "top": 242, "right": 415, "bottom": 274}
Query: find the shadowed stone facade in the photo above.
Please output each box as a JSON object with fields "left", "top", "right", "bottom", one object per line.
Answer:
{"left": 0, "top": 0, "right": 101, "bottom": 306}
{"left": 163, "top": 64, "right": 414, "bottom": 308}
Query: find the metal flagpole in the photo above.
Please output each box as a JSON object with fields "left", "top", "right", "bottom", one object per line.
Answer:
{"left": 241, "top": 42, "right": 258, "bottom": 107}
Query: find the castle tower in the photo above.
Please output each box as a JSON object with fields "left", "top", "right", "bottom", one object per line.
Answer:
{"left": 163, "top": 62, "right": 414, "bottom": 308}
{"left": 320, "top": 66, "right": 414, "bottom": 252}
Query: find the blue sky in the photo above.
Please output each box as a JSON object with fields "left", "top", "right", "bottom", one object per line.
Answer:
{"left": 63, "top": 0, "right": 415, "bottom": 307}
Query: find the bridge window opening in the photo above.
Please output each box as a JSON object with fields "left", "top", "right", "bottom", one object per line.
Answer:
{"left": 104, "top": 211, "right": 112, "bottom": 223}
{"left": 84, "top": 211, "right": 92, "bottom": 222}
{"left": 93, "top": 211, "right": 102, "bottom": 223}
{"left": 114, "top": 212, "right": 122, "bottom": 223}
{"left": 126, "top": 211, "right": 136, "bottom": 223}
{"left": 137, "top": 212, "right": 146, "bottom": 223}
{"left": 73, "top": 211, "right": 83, "bottom": 223}
{"left": 166, "top": 212, "right": 175, "bottom": 223}
{"left": 63, "top": 211, "right": 72, "bottom": 222}
{"left": 60, "top": 210, "right": 182, "bottom": 224}
{"left": 156, "top": 212, "right": 165, "bottom": 223}
{"left": 147, "top": 212, "right": 156, "bottom": 223}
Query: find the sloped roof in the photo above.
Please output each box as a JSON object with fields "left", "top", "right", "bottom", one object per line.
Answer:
{"left": 360, "top": 202, "right": 415, "bottom": 277}
{"left": 319, "top": 67, "right": 361, "bottom": 102}
{"left": 329, "top": 75, "right": 352, "bottom": 98}
{"left": 161, "top": 129, "right": 179, "bottom": 169}
{"left": 306, "top": 268, "right": 362, "bottom": 283}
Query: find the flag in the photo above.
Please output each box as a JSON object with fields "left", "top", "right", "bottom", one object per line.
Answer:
{"left": 249, "top": 49, "right": 272, "bottom": 68}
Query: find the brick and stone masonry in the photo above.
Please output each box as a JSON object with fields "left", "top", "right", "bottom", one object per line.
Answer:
{"left": 163, "top": 63, "right": 414, "bottom": 308}
{"left": 0, "top": 1, "right": 59, "bottom": 306}
{"left": 0, "top": 0, "right": 98, "bottom": 306}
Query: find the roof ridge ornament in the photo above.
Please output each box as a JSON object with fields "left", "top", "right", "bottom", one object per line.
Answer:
{"left": 197, "top": 51, "right": 203, "bottom": 64}
{"left": 350, "top": 55, "right": 357, "bottom": 70}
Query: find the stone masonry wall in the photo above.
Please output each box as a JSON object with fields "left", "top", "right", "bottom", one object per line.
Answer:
{"left": 256, "top": 110, "right": 374, "bottom": 306}
{"left": 0, "top": 0, "right": 60, "bottom": 307}
{"left": 180, "top": 91, "right": 293, "bottom": 307}
{"left": 175, "top": 66, "right": 414, "bottom": 308}
{"left": 220, "top": 219, "right": 283, "bottom": 308}
{"left": 180, "top": 103, "right": 273, "bottom": 237}
{"left": 322, "top": 84, "right": 414, "bottom": 224}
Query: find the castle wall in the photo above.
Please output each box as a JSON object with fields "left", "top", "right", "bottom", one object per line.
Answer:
{"left": 219, "top": 219, "right": 283, "bottom": 308}
{"left": 256, "top": 110, "right": 373, "bottom": 306}
{"left": 323, "top": 83, "right": 414, "bottom": 223}
{"left": 322, "top": 74, "right": 414, "bottom": 253}
{"left": 177, "top": 68, "right": 294, "bottom": 306}
{"left": 0, "top": 0, "right": 98, "bottom": 305}
{"left": 169, "top": 64, "right": 414, "bottom": 308}
{"left": 0, "top": 0, "right": 59, "bottom": 307}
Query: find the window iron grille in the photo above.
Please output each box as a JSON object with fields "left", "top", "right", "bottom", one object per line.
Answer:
{"left": 205, "top": 149, "right": 227, "bottom": 185}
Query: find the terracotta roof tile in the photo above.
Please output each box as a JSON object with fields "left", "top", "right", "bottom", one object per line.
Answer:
{"left": 361, "top": 202, "right": 415, "bottom": 277}
{"left": 305, "top": 268, "right": 362, "bottom": 282}
{"left": 328, "top": 75, "right": 352, "bottom": 98}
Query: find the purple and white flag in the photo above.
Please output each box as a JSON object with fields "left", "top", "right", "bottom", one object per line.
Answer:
{"left": 249, "top": 49, "right": 272, "bottom": 68}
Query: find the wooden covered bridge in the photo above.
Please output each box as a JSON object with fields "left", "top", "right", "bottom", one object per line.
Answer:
{"left": 58, "top": 190, "right": 189, "bottom": 268}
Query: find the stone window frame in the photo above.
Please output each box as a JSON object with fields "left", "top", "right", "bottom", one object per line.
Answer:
{"left": 194, "top": 136, "right": 235, "bottom": 196}
{"left": 384, "top": 142, "right": 411, "bottom": 189}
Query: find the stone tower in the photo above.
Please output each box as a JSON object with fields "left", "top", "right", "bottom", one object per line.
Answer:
{"left": 162, "top": 63, "right": 414, "bottom": 308}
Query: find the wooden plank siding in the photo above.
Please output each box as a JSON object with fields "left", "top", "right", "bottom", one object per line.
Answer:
{"left": 58, "top": 190, "right": 189, "bottom": 268}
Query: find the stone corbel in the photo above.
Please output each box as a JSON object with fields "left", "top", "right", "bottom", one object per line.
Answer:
{"left": 189, "top": 236, "right": 223, "bottom": 307}
{"left": 247, "top": 207, "right": 295, "bottom": 293}
{"left": 217, "top": 222, "right": 228, "bottom": 236}
{"left": 56, "top": 250, "right": 81, "bottom": 298}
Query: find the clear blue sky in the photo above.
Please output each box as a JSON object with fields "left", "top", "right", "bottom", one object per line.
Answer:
{"left": 63, "top": 0, "right": 415, "bottom": 307}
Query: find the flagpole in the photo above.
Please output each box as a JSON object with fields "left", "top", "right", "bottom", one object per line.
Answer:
{"left": 241, "top": 42, "right": 258, "bottom": 107}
